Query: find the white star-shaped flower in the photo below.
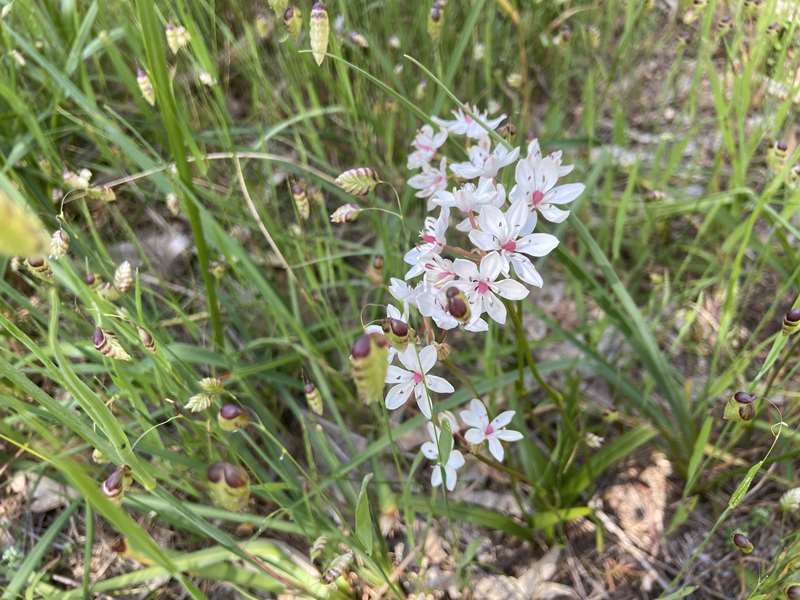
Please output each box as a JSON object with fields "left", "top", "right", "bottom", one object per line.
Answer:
{"left": 407, "top": 125, "right": 448, "bottom": 170}
{"left": 408, "top": 157, "right": 448, "bottom": 204}
{"left": 459, "top": 398, "right": 522, "bottom": 462}
{"left": 432, "top": 178, "right": 506, "bottom": 232}
{"left": 468, "top": 200, "right": 559, "bottom": 287}
{"left": 433, "top": 105, "right": 506, "bottom": 140}
{"left": 509, "top": 139, "right": 585, "bottom": 227}
{"left": 420, "top": 421, "right": 465, "bottom": 490}
{"left": 403, "top": 208, "right": 450, "bottom": 279}
{"left": 416, "top": 285, "right": 489, "bottom": 333}
{"left": 450, "top": 136, "right": 519, "bottom": 180}
{"left": 384, "top": 344, "right": 454, "bottom": 418}
{"left": 452, "top": 253, "right": 528, "bottom": 325}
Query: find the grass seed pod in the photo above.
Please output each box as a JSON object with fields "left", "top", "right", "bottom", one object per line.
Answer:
{"left": 428, "top": 4, "right": 442, "bottom": 44}
{"left": 207, "top": 461, "right": 250, "bottom": 511}
{"left": 732, "top": 532, "right": 753, "bottom": 554}
{"left": 305, "top": 382, "right": 323, "bottom": 415}
{"left": 291, "top": 181, "right": 310, "bottom": 220}
{"left": 350, "top": 333, "right": 389, "bottom": 404}
{"left": 309, "top": 535, "right": 328, "bottom": 564}
{"left": 309, "top": 2, "right": 329, "bottom": 66}
{"left": 382, "top": 317, "right": 412, "bottom": 350}
{"left": 49, "top": 230, "right": 69, "bottom": 259}
{"left": 782, "top": 307, "right": 800, "bottom": 335}
{"left": 101, "top": 465, "right": 132, "bottom": 505}
{"left": 330, "top": 203, "right": 361, "bottom": 223}
{"left": 284, "top": 6, "right": 302, "bottom": 42}
{"left": 0, "top": 191, "right": 50, "bottom": 258}
{"left": 136, "top": 67, "right": 155, "bottom": 106}
{"left": 218, "top": 404, "right": 250, "bottom": 431}
{"left": 113, "top": 260, "right": 133, "bottom": 293}
{"left": 137, "top": 326, "right": 156, "bottom": 353}
{"left": 334, "top": 168, "right": 379, "bottom": 196}
{"left": 25, "top": 256, "right": 53, "bottom": 283}
{"left": 185, "top": 392, "right": 213, "bottom": 413}
{"left": 323, "top": 551, "right": 353, "bottom": 584}
{"left": 199, "top": 376, "right": 225, "bottom": 394}
{"left": 93, "top": 327, "right": 132, "bottom": 361}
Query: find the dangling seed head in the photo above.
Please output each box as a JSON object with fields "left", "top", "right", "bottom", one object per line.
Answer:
{"left": 49, "top": 230, "right": 69, "bottom": 259}
{"left": 330, "top": 203, "right": 361, "bottom": 224}
{"left": 218, "top": 404, "right": 250, "bottom": 432}
{"left": 101, "top": 465, "right": 132, "bottom": 505}
{"left": 305, "top": 382, "right": 323, "bottom": 415}
{"left": 350, "top": 333, "right": 389, "bottom": 404}
{"left": 113, "top": 261, "right": 133, "bottom": 293}
{"left": 25, "top": 256, "right": 53, "bottom": 283}
{"left": 309, "top": 535, "right": 328, "bottom": 564}
{"left": 136, "top": 67, "right": 156, "bottom": 106}
{"left": 137, "top": 326, "right": 156, "bottom": 353}
{"left": 291, "top": 181, "right": 310, "bottom": 220}
{"left": 732, "top": 532, "right": 754, "bottom": 554}
{"left": 309, "top": 2, "right": 329, "bottom": 66}
{"left": 284, "top": 6, "right": 302, "bottom": 41}
{"left": 348, "top": 31, "right": 369, "bottom": 49}
{"left": 782, "top": 307, "right": 800, "bottom": 335}
{"left": 717, "top": 15, "right": 733, "bottom": 35}
{"left": 323, "top": 551, "right": 353, "bottom": 583}
{"left": 428, "top": 4, "right": 443, "bottom": 43}
{"left": 207, "top": 461, "right": 250, "bottom": 511}
{"left": 85, "top": 272, "right": 100, "bottom": 288}
{"left": 93, "top": 327, "right": 132, "bottom": 361}
{"left": 779, "top": 487, "right": 800, "bottom": 513}
{"left": 185, "top": 392, "right": 213, "bottom": 413}
{"left": 335, "top": 167, "right": 380, "bottom": 196}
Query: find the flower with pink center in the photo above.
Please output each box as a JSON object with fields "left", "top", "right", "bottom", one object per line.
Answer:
{"left": 408, "top": 157, "right": 448, "bottom": 206}
{"left": 422, "top": 254, "right": 457, "bottom": 289}
{"left": 459, "top": 398, "right": 522, "bottom": 463}
{"left": 415, "top": 285, "right": 489, "bottom": 332}
{"left": 509, "top": 138, "right": 585, "bottom": 227}
{"left": 404, "top": 208, "right": 450, "bottom": 279}
{"left": 407, "top": 125, "right": 448, "bottom": 170}
{"left": 468, "top": 201, "right": 559, "bottom": 287}
{"left": 384, "top": 344, "right": 454, "bottom": 418}
{"left": 433, "top": 105, "right": 507, "bottom": 140}
{"left": 450, "top": 136, "right": 520, "bottom": 180}
{"left": 432, "top": 178, "right": 505, "bottom": 232}
{"left": 452, "top": 252, "right": 528, "bottom": 325}
{"left": 420, "top": 421, "right": 465, "bottom": 490}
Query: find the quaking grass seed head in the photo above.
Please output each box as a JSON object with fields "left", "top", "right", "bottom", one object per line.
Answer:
{"left": 782, "top": 307, "right": 800, "bottom": 335}
{"left": 101, "top": 465, "right": 132, "bottom": 505}
{"left": 93, "top": 327, "right": 132, "bottom": 361}
{"left": 113, "top": 261, "right": 133, "bottom": 293}
{"left": 49, "top": 230, "right": 69, "bottom": 259}
{"left": 291, "top": 181, "right": 310, "bottom": 220}
{"left": 732, "top": 531, "right": 754, "bottom": 554}
{"left": 309, "top": 2, "right": 329, "bottom": 66}
{"left": 305, "top": 382, "right": 323, "bottom": 415}
{"left": 334, "top": 168, "right": 379, "bottom": 196}
{"left": 284, "top": 6, "right": 302, "bottom": 41}
{"left": 323, "top": 551, "right": 353, "bottom": 584}
{"left": 217, "top": 404, "right": 250, "bottom": 432}
{"left": 136, "top": 67, "right": 155, "bottom": 106}
{"left": 25, "top": 256, "right": 53, "bottom": 283}
{"left": 137, "top": 326, "right": 156, "bottom": 353}
{"left": 350, "top": 333, "right": 389, "bottom": 404}
{"left": 207, "top": 461, "right": 250, "bottom": 511}
{"left": 427, "top": 4, "right": 442, "bottom": 43}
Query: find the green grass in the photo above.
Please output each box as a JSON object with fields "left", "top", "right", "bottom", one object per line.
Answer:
{"left": 1, "top": 0, "right": 799, "bottom": 597}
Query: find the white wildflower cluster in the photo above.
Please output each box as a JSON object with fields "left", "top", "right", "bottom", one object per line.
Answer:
{"left": 366, "top": 105, "right": 584, "bottom": 490}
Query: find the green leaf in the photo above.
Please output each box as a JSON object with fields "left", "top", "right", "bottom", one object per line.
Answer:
{"left": 436, "top": 419, "right": 453, "bottom": 467}
{"left": 685, "top": 416, "right": 712, "bottom": 496}
{"left": 728, "top": 460, "right": 764, "bottom": 509}
{"left": 355, "top": 473, "right": 374, "bottom": 556}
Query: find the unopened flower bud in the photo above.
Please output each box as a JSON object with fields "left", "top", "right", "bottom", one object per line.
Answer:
{"left": 733, "top": 391, "right": 754, "bottom": 404}
{"left": 102, "top": 465, "right": 132, "bottom": 505}
{"left": 218, "top": 404, "right": 250, "bottom": 432}
{"left": 446, "top": 287, "right": 471, "bottom": 323}
{"left": 782, "top": 308, "right": 800, "bottom": 336}
{"left": 382, "top": 317, "right": 412, "bottom": 350}
{"left": 91, "top": 448, "right": 109, "bottom": 464}
{"left": 732, "top": 532, "right": 754, "bottom": 554}
{"left": 207, "top": 461, "right": 250, "bottom": 511}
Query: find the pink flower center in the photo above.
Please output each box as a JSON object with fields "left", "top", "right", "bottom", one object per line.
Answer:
{"left": 501, "top": 240, "right": 517, "bottom": 252}
{"left": 476, "top": 281, "right": 490, "bottom": 295}
{"left": 421, "top": 234, "right": 436, "bottom": 244}
{"left": 413, "top": 371, "right": 423, "bottom": 384}
{"left": 485, "top": 423, "right": 495, "bottom": 435}
{"left": 417, "top": 143, "right": 435, "bottom": 153}
{"left": 531, "top": 190, "right": 545, "bottom": 207}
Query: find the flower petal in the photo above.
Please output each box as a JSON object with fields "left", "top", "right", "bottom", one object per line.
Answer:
{"left": 452, "top": 258, "right": 479, "bottom": 280}
{"left": 544, "top": 182, "right": 584, "bottom": 205}
{"left": 444, "top": 465, "right": 458, "bottom": 491}
{"left": 468, "top": 229, "right": 498, "bottom": 252}
{"left": 539, "top": 204, "right": 570, "bottom": 223}
{"left": 491, "top": 410, "right": 515, "bottom": 429}
{"left": 418, "top": 344, "right": 438, "bottom": 373}
{"left": 414, "top": 384, "right": 433, "bottom": 418}
{"left": 397, "top": 344, "right": 419, "bottom": 371}
{"left": 431, "top": 465, "right": 443, "bottom": 487}
{"left": 507, "top": 198, "right": 531, "bottom": 238}
{"left": 515, "top": 233, "right": 559, "bottom": 258}
{"left": 385, "top": 382, "right": 413, "bottom": 410}
{"left": 483, "top": 291, "right": 507, "bottom": 324}
{"left": 495, "top": 429, "right": 524, "bottom": 442}
{"left": 385, "top": 365, "right": 411, "bottom": 384}
{"left": 421, "top": 441, "right": 438, "bottom": 460}
{"left": 488, "top": 437, "right": 505, "bottom": 462}
{"left": 448, "top": 449, "right": 465, "bottom": 469}
{"left": 510, "top": 255, "right": 543, "bottom": 287}
{"left": 492, "top": 278, "right": 529, "bottom": 301}
{"left": 464, "top": 427, "right": 486, "bottom": 444}
{"left": 480, "top": 252, "right": 504, "bottom": 282}
{"left": 477, "top": 205, "right": 507, "bottom": 241}
{"left": 426, "top": 374, "right": 454, "bottom": 394}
